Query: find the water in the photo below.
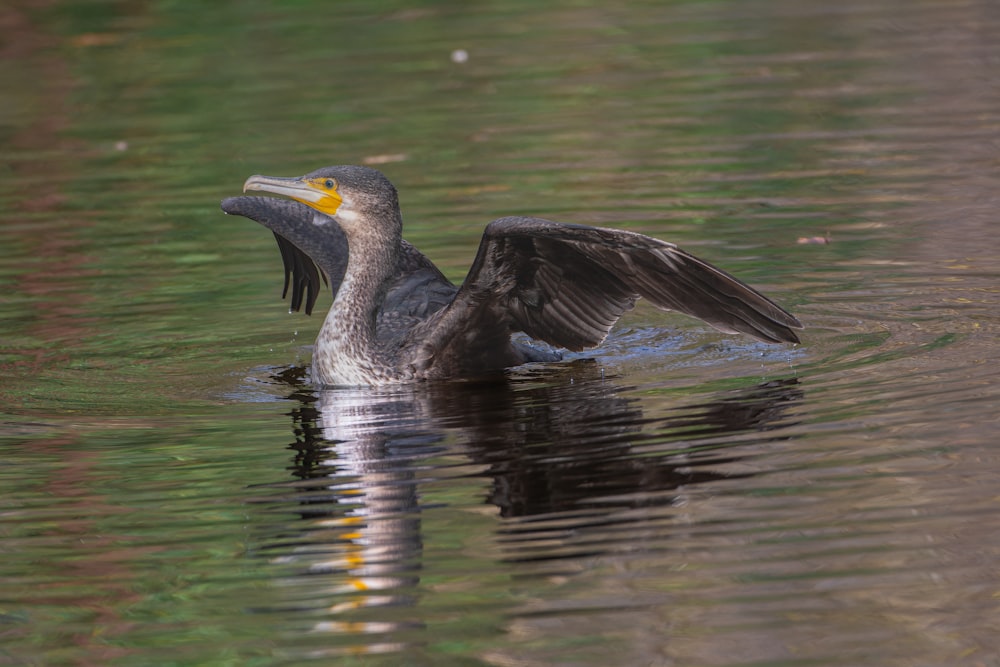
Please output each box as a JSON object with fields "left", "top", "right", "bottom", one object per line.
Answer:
{"left": 3, "top": 0, "right": 1000, "bottom": 665}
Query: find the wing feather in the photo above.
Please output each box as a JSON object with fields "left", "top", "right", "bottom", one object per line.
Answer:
{"left": 506, "top": 245, "right": 635, "bottom": 349}
{"left": 419, "top": 216, "right": 801, "bottom": 358}
{"left": 273, "top": 232, "right": 327, "bottom": 314}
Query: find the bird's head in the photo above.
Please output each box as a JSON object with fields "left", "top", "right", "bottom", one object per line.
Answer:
{"left": 242, "top": 165, "right": 401, "bottom": 236}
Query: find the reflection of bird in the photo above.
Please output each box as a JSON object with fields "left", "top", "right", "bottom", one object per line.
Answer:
{"left": 222, "top": 165, "right": 802, "bottom": 386}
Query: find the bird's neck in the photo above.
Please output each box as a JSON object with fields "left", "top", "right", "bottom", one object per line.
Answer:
{"left": 312, "top": 228, "right": 400, "bottom": 386}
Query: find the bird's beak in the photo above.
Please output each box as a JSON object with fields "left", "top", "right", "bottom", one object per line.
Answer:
{"left": 243, "top": 174, "right": 343, "bottom": 216}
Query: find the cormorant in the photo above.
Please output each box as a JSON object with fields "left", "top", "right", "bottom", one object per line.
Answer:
{"left": 221, "top": 165, "right": 801, "bottom": 386}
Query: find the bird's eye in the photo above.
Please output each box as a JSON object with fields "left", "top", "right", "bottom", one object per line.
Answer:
{"left": 324, "top": 178, "right": 336, "bottom": 189}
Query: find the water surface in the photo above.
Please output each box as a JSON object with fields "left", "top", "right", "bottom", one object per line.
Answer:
{"left": 3, "top": 0, "right": 999, "bottom": 665}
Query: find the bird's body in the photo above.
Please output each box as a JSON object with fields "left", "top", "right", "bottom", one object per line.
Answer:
{"left": 222, "top": 165, "right": 802, "bottom": 386}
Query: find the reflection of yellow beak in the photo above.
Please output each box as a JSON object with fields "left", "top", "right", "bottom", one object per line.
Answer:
{"left": 243, "top": 174, "right": 343, "bottom": 216}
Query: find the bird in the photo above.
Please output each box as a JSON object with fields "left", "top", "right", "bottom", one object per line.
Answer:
{"left": 220, "top": 165, "right": 802, "bottom": 386}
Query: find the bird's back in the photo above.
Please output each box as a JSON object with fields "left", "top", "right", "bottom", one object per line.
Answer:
{"left": 375, "top": 241, "right": 458, "bottom": 355}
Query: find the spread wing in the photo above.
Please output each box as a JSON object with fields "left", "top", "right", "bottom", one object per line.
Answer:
{"left": 222, "top": 196, "right": 339, "bottom": 315}
{"left": 417, "top": 216, "right": 802, "bottom": 359}
{"left": 221, "top": 195, "right": 456, "bottom": 322}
